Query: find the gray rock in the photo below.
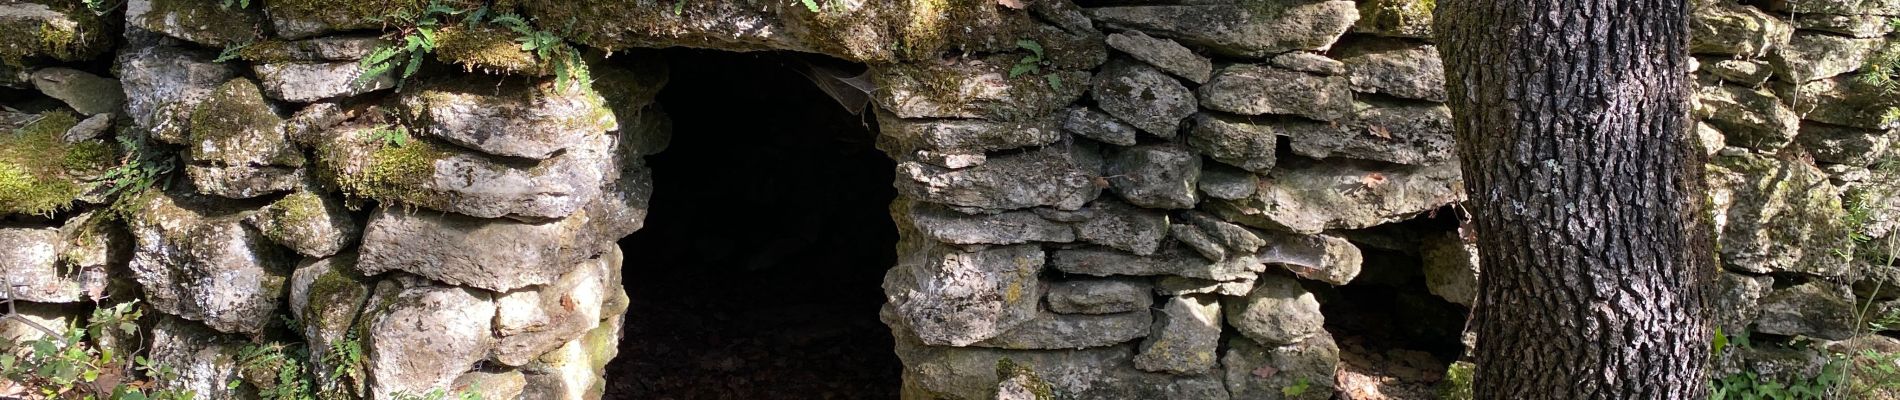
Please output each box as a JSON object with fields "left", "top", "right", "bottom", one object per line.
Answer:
{"left": 1108, "top": 144, "right": 1202, "bottom": 209}
{"left": 1698, "top": 57, "right": 1773, "bottom": 86}
{"left": 1207, "top": 158, "right": 1465, "bottom": 234}
{"left": 356, "top": 180, "right": 645, "bottom": 293}
{"left": 887, "top": 307, "right": 1229, "bottom": 400}
{"left": 1200, "top": 64, "right": 1353, "bottom": 122}
{"left": 365, "top": 282, "right": 498, "bottom": 399}
{"left": 452, "top": 370, "right": 529, "bottom": 400}
{"left": 0, "top": 225, "right": 76, "bottom": 303}
{"left": 913, "top": 149, "right": 987, "bottom": 169}
{"left": 1052, "top": 243, "right": 1265, "bottom": 282}
{"left": 1063, "top": 106, "right": 1140, "bottom": 146}
{"left": 1696, "top": 122, "right": 1727, "bottom": 157}
{"left": 0, "top": 301, "right": 77, "bottom": 344}
{"left": 1337, "top": 42, "right": 1446, "bottom": 102}
{"left": 1770, "top": 32, "right": 1883, "bottom": 82}
{"left": 904, "top": 200, "right": 1074, "bottom": 245}
{"left": 883, "top": 243, "right": 1045, "bottom": 347}
{"left": 1047, "top": 278, "right": 1154, "bottom": 315}
{"left": 117, "top": 40, "right": 238, "bottom": 144}
{"left": 871, "top": 54, "right": 1091, "bottom": 121}
{"left": 62, "top": 113, "right": 111, "bottom": 143}
{"left": 1288, "top": 99, "right": 1457, "bottom": 165}
{"left": 246, "top": 190, "right": 359, "bottom": 258}
{"left": 517, "top": 313, "right": 625, "bottom": 400}
{"left": 1420, "top": 232, "right": 1481, "bottom": 307}
{"left": 1222, "top": 332, "right": 1340, "bottom": 400}
{"left": 1799, "top": 122, "right": 1892, "bottom": 166}
{"left": 1087, "top": 2, "right": 1359, "bottom": 58}
{"left": 254, "top": 61, "right": 395, "bottom": 103}
{"left": 313, "top": 125, "right": 620, "bottom": 220}
{"left": 1793, "top": 14, "right": 1893, "bottom": 38}
{"left": 29, "top": 68, "right": 123, "bottom": 116}
{"left": 1075, "top": 199, "right": 1172, "bottom": 255}
{"left": 1181, "top": 211, "right": 1269, "bottom": 255}
{"left": 126, "top": 0, "right": 265, "bottom": 47}
{"left": 1106, "top": 31, "right": 1213, "bottom": 84}
{"left": 1766, "top": 0, "right": 1900, "bottom": 14}
{"left": 1755, "top": 280, "right": 1857, "bottom": 341}
{"left": 1353, "top": 0, "right": 1434, "bottom": 38}
{"left": 1777, "top": 75, "right": 1898, "bottom": 130}
{"left": 400, "top": 77, "right": 618, "bottom": 160}
{"left": 974, "top": 310, "right": 1152, "bottom": 350}
{"left": 0, "top": 0, "right": 112, "bottom": 64}
{"left": 260, "top": 1, "right": 388, "bottom": 39}
{"left": 896, "top": 146, "right": 1102, "bottom": 212}
{"left": 1695, "top": 83, "right": 1800, "bottom": 150}
{"left": 288, "top": 253, "right": 373, "bottom": 396}
{"left": 493, "top": 254, "right": 617, "bottom": 366}
{"left": 149, "top": 317, "right": 248, "bottom": 400}
{"left": 1689, "top": 3, "right": 1791, "bottom": 57}
{"left": 1258, "top": 232, "right": 1362, "bottom": 286}
{"left": 1172, "top": 222, "right": 1229, "bottom": 261}
{"left": 1187, "top": 113, "right": 1280, "bottom": 173}
{"left": 1711, "top": 272, "right": 1772, "bottom": 335}
{"left": 240, "top": 35, "right": 389, "bottom": 61}
{"left": 1224, "top": 273, "right": 1325, "bottom": 345}
{"left": 183, "top": 78, "right": 306, "bottom": 199}
{"left": 1135, "top": 294, "right": 1223, "bottom": 374}
{"left": 1268, "top": 52, "right": 1346, "bottom": 75}
{"left": 1154, "top": 275, "right": 1257, "bottom": 297}
{"left": 1196, "top": 166, "right": 1260, "bottom": 206}
{"left": 1094, "top": 58, "right": 1197, "bottom": 137}
{"left": 125, "top": 188, "right": 293, "bottom": 335}
{"left": 53, "top": 212, "right": 130, "bottom": 302}
{"left": 1708, "top": 154, "right": 1852, "bottom": 277}
{"left": 877, "top": 109, "right": 1065, "bottom": 153}
{"left": 183, "top": 165, "right": 303, "bottom": 200}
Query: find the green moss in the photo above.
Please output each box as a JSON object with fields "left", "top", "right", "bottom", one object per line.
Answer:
{"left": 0, "top": 0, "right": 110, "bottom": 66}
{"left": 189, "top": 79, "right": 303, "bottom": 166}
{"left": 318, "top": 129, "right": 448, "bottom": 204}
{"left": 1438, "top": 361, "right": 1474, "bottom": 400}
{"left": 140, "top": 0, "right": 265, "bottom": 46}
{"left": 0, "top": 111, "right": 111, "bottom": 216}
{"left": 994, "top": 358, "right": 1055, "bottom": 400}
{"left": 434, "top": 25, "right": 553, "bottom": 75}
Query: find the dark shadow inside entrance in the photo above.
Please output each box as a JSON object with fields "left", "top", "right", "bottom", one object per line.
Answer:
{"left": 603, "top": 49, "right": 901, "bottom": 400}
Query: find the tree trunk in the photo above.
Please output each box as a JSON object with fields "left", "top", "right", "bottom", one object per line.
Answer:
{"left": 1434, "top": 0, "right": 1713, "bottom": 398}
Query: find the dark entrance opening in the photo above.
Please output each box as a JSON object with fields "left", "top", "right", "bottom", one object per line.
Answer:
{"left": 1316, "top": 212, "right": 1470, "bottom": 399}
{"left": 603, "top": 50, "right": 902, "bottom": 399}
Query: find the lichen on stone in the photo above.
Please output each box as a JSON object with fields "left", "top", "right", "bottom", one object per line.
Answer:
{"left": 0, "top": 0, "right": 111, "bottom": 66}
{"left": 0, "top": 110, "right": 113, "bottom": 216}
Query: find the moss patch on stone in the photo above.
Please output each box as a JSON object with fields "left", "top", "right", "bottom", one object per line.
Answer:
{"left": 435, "top": 25, "right": 554, "bottom": 75}
{"left": 0, "top": 0, "right": 111, "bottom": 66}
{"left": 188, "top": 78, "right": 303, "bottom": 167}
{"left": 0, "top": 111, "right": 113, "bottom": 216}
{"left": 315, "top": 126, "right": 449, "bottom": 205}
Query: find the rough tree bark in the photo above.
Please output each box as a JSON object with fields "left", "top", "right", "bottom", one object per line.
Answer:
{"left": 1435, "top": 0, "right": 1714, "bottom": 398}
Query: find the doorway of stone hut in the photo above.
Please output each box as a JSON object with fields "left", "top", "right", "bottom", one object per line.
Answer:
{"left": 604, "top": 49, "right": 902, "bottom": 399}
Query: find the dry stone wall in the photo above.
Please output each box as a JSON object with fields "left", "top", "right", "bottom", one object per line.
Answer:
{"left": 0, "top": 0, "right": 1894, "bottom": 399}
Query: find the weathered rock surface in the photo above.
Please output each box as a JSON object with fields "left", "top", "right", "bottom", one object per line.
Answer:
{"left": 288, "top": 252, "right": 374, "bottom": 393}
{"left": 1695, "top": 83, "right": 1802, "bottom": 150}
{"left": 1052, "top": 243, "right": 1265, "bottom": 282}
{"left": 1094, "top": 58, "right": 1197, "bottom": 137}
{"left": 1046, "top": 278, "right": 1154, "bottom": 315}
{"left": 365, "top": 281, "right": 498, "bottom": 399}
{"left": 1799, "top": 122, "right": 1892, "bottom": 166}
{"left": 1187, "top": 112, "right": 1280, "bottom": 173}
{"left": 1075, "top": 199, "right": 1172, "bottom": 255}
{"left": 1197, "top": 163, "right": 1259, "bottom": 201}
{"left": 873, "top": 55, "right": 1090, "bottom": 121}
{"left": 1689, "top": 3, "right": 1792, "bottom": 57}
{"left": 1769, "top": 32, "right": 1883, "bottom": 82}
{"left": 1223, "top": 332, "right": 1340, "bottom": 399}
{"left": 0, "top": 0, "right": 112, "bottom": 65}
{"left": 117, "top": 37, "right": 239, "bottom": 143}
{"left": 399, "top": 77, "right": 619, "bottom": 160}
{"left": 1778, "top": 75, "right": 1899, "bottom": 130}
{"left": 1063, "top": 106, "right": 1139, "bottom": 146}
{"left": 150, "top": 317, "right": 248, "bottom": 400}
{"left": 126, "top": 0, "right": 265, "bottom": 47}
{"left": 313, "top": 125, "right": 620, "bottom": 220}
{"left": 29, "top": 68, "right": 123, "bottom": 116}
{"left": 0, "top": 226, "right": 72, "bottom": 302}
{"left": 125, "top": 188, "right": 293, "bottom": 335}
{"left": 1224, "top": 273, "right": 1325, "bottom": 345}
{"left": 246, "top": 190, "right": 358, "bottom": 258}
{"left": 493, "top": 254, "right": 618, "bottom": 366}
{"left": 974, "top": 310, "right": 1152, "bottom": 350}
{"left": 1337, "top": 42, "right": 1446, "bottom": 102}
{"left": 356, "top": 185, "right": 644, "bottom": 293}
{"left": 1421, "top": 233, "right": 1481, "bottom": 307}
{"left": 903, "top": 200, "right": 1074, "bottom": 245}
{"left": 1708, "top": 154, "right": 1851, "bottom": 277}
{"left": 896, "top": 146, "right": 1102, "bottom": 212}
{"left": 1258, "top": 232, "right": 1362, "bottom": 286}
{"left": 183, "top": 78, "right": 306, "bottom": 199}
{"left": 1286, "top": 99, "right": 1456, "bottom": 165}
{"left": 1353, "top": 0, "right": 1434, "bottom": 38}
{"left": 1755, "top": 280, "right": 1857, "bottom": 341}
{"left": 1087, "top": 2, "right": 1359, "bottom": 58}
{"left": 1107, "top": 144, "right": 1201, "bottom": 209}
{"left": 883, "top": 243, "right": 1046, "bottom": 347}
{"left": 888, "top": 307, "right": 1229, "bottom": 400}
{"left": 1199, "top": 64, "right": 1353, "bottom": 122}
{"left": 1208, "top": 158, "right": 1464, "bottom": 234}
{"left": 877, "top": 110, "right": 1064, "bottom": 153}
{"left": 1135, "top": 294, "right": 1224, "bottom": 374}
{"left": 1106, "top": 31, "right": 1212, "bottom": 84}
{"left": 254, "top": 61, "right": 394, "bottom": 103}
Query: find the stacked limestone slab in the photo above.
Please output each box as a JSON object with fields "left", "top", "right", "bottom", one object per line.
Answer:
{"left": 2, "top": 0, "right": 1896, "bottom": 399}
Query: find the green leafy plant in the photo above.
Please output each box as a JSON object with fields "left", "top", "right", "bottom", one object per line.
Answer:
{"left": 99, "top": 131, "right": 177, "bottom": 206}
{"left": 488, "top": 12, "right": 591, "bottom": 90}
{"left": 233, "top": 342, "right": 317, "bottom": 400}
{"left": 356, "top": 2, "right": 464, "bottom": 88}
{"left": 800, "top": 0, "right": 822, "bottom": 12}
{"left": 80, "top": 0, "right": 124, "bottom": 15}
{"left": 360, "top": 125, "right": 410, "bottom": 147}
{"left": 1281, "top": 378, "right": 1312, "bottom": 398}
{"left": 1709, "top": 365, "right": 1844, "bottom": 400}
{"left": 321, "top": 332, "right": 366, "bottom": 396}
{"left": 214, "top": 41, "right": 252, "bottom": 63}
{"left": 0, "top": 299, "right": 197, "bottom": 400}
{"left": 390, "top": 388, "right": 483, "bottom": 400}
{"left": 1009, "top": 39, "right": 1062, "bottom": 90}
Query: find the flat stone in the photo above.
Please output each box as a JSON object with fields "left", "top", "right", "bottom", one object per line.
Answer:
{"left": 1755, "top": 280, "right": 1857, "bottom": 340}
{"left": 1287, "top": 99, "right": 1457, "bottom": 165}
{"left": 1766, "top": 0, "right": 1900, "bottom": 16}
{"left": 1798, "top": 122, "right": 1892, "bottom": 166}
{"left": 1708, "top": 153, "right": 1852, "bottom": 278}
{"left": 149, "top": 317, "right": 248, "bottom": 399}
{"left": 1154, "top": 275, "right": 1257, "bottom": 297}
{"left": 1062, "top": 106, "right": 1139, "bottom": 146}
{"left": 1223, "top": 332, "right": 1340, "bottom": 399}
{"left": 313, "top": 124, "right": 621, "bottom": 220}
{"left": 1047, "top": 278, "right": 1155, "bottom": 315}
{"left": 1199, "top": 64, "right": 1353, "bottom": 122}
{"left": 1258, "top": 232, "right": 1363, "bottom": 286}
{"left": 1087, "top": 2, "right": 1359, "bottom": 58}
{"left": 896, "top": 146, "right": 1102, "bottom": 212}
{"left": 876, "top": 110, "right": 1064, "bottom": 153}
{"left": 237, "top": 35, "right": 388, "bottom": 61}
{"left": 882, "top": 243, "right": 1045, "bottom": 347}
{"left": 973, "top": 310, "right": 1152, "bottom": 350}
{"left": 1093, "top": 58, "right": 1197, "bottom": 137}
{"left": 262, "top": 0, "right": 417, "bottom": 39}
{"left": 886, "top": 308, "right": 1230, "bottom": 400}
{"left": 492, "top": 254, "right": 617, "bottom": 366}
{"left": 125, "top": 188, "right": 294, "bottom": 335}
{"left": 1051, "top": 243, "right": 1265, "bottom": 282}
{"left": 903, "top": 200, "right": 1074, "bottom": 245}
{"left": 126, "top": 0, "right": 265, "bottom": 47}
{"left": 1770, "top": 32, "right": 1884, "bottom": 82}
{"left": 1106, "top": 31, "right": 1212, "bottom": 84}
{"left": 1223, "top": 273, "right": 1325, "bottom": 345}
{"left": 1793, "top": 14, "right": 1893, "bottom": 37}
{"left": 1269, "top": 52, "right": 1345, "bottom": 75}
{"left": 29, "top": 68, "right": 123, "bottom": 116}
{"left": 1187, "top": 113, "right": 1279, "bottom": 173}
{"left": 1337, "top": 41, "right": 1446, "bottom": 102}
{"left": 1075, "top": 199, "right": 1172, "bottom": 255}
{"left": 365, "top": 281, "right": 498, "bottom": 399}
{"left": 1353, "top": 0, "right": 1434, "bottom": 38}
{"left": 872, "top": 54, "right": 1091, "bottom": 121}
{"left": 1689, "top": 2, "right": 1792, "bottom": 57}
{"left": 1181, "top": 211, "right": 1269, "bottom": 255}
{"left": 247, "top": 190, "right": 359, "bottom": 258}
{"left": 1207, "top": 157, "right": 1465, "bottom": 234}
{"left": 1107, "top": 144, "right": 1201, "bottom": 209}
{"left": 1698, "top": 57, "right": 1773, "bottom": 86}
{"left": 1135, "top": 294, "right": 1223, "bottom": 374}
{"left": 400, "top": 76, "right": 618, "bottom": 160}
{"left": 0, "top": 225, "right": 72, "bottom": 302}
{"left": 1777, "top": 75, "right": 1898, "bottom": 130}
{"left": 254, "top": 61, "right": 395, "bottom": 103}
{"left": 1695, "top": 83, "right": 1801, "bottom": 151}
{"left": 1197, "top": 163, "right": 1259, "bottom": 201}
{"left": 914, "top": 149, "right": 987, "bottom": 169}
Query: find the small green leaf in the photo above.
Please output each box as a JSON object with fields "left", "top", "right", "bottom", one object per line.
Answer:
{"left": 1712, "top": 326, "right": 1728, "bottom": 355}
{"left": 1015, "top": 39, "right": 1044, "bottom": 58}
{"left": 1009, "top": 62, "right": 1037, "bottom": 78}
{"left": 674, "top": 0, "right": 686, "bottom": 15}
{"left": 1045, "top": 74, "right": 1062, "bottom": 90}
{"left": 802, "top": 0, "right": 820, "bottom": 12}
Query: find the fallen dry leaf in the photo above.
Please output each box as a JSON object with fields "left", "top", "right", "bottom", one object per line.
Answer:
{"left": 998, "top": 0, "right": 1028, "bottom": 9}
